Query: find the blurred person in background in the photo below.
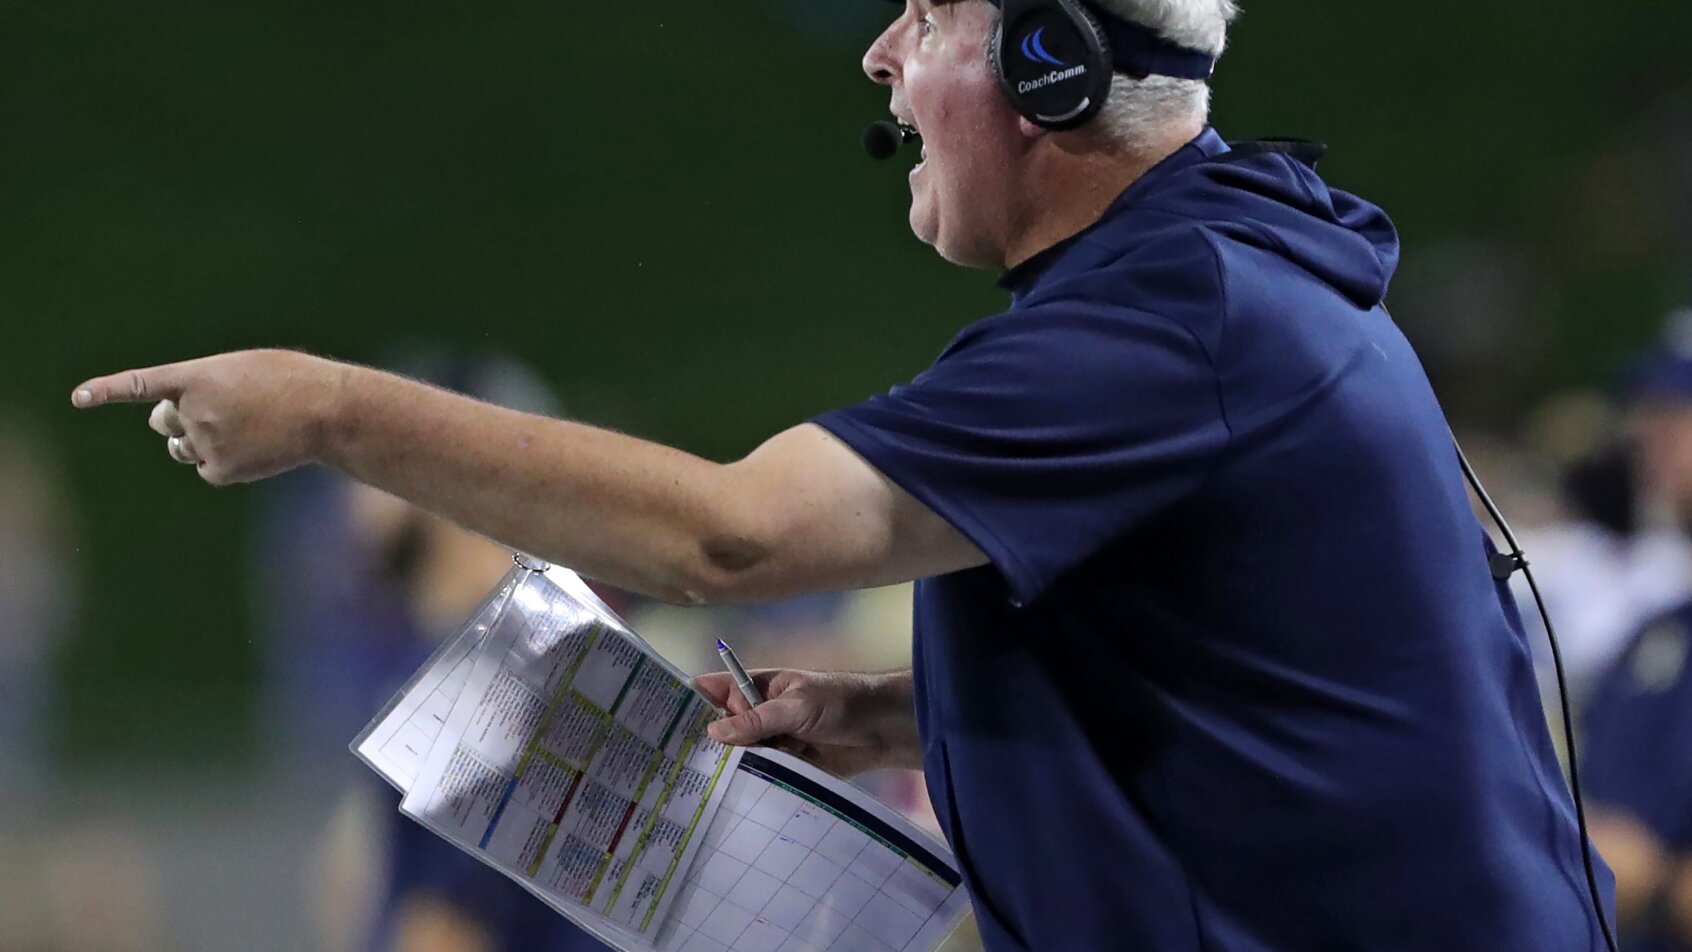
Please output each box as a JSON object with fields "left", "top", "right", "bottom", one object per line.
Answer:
{"left": 0, "top": 413, "right": 111, "bottom": 950}
{"left": 343, "top": 480, "right": 603, "bottom": 952}
{"left": 0, "top": 415, "right": 78, "bottom": 797}
{"left": 1583, "top": 603, "right": 1692, "bottom": 952}
{"left": 1505, "top": 380, "right": 1692, "bottom": 711}
{"left": 256, "top": 348, "right": 604, "bottom": 952}
{"left": 0, "top": 419, "right": 167, "bottom": 952}
{"left": 1579, "top": 309, "right": 1692, "bottom": 952}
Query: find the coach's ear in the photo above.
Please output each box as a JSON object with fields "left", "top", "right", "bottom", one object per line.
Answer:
{"left": 1017, "top": 115, "right": 1051, "bottom": 141}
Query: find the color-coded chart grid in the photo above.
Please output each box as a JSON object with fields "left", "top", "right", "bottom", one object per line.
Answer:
{"left": 660, "top": 754, "right": 959, "bottom": 952}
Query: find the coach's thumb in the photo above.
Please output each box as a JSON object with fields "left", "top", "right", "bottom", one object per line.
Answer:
{"left": 708, "top": 698, "right": 807, "bottom": 746}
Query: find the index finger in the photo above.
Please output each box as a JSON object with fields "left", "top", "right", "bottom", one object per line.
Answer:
{"left": 694, "top": 672, "right": 753, "bottom": 715}
{"left": 72, "top": 363, "right": 190, "bottom": 409}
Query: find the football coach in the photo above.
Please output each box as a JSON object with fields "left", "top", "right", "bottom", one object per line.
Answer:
{"left": 75, "top": 0, "right": 1617, "bottom": 948}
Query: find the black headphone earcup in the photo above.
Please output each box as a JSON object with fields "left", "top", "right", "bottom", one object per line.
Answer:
{"left": 992, "top": 0, "right": 1112, "bottom": 130}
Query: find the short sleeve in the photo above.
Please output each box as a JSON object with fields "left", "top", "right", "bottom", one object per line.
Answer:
{"left": 813, "top": 299, "right": 1230, "bottom": 605}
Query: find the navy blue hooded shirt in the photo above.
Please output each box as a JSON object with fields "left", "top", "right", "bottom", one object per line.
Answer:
{"left": 813, "top": 128, "right": 1615, "bottom": 950}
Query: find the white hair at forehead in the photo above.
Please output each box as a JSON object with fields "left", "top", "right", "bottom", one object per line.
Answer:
{"left": 1091, "top": 0, "right": 1238, "bottom": 56}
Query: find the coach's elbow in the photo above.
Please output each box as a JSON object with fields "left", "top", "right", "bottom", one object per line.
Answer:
{"left": 650, "top": 536, "right": 761, "bottom": 606}
{"left": 658, "top": 502, "right": 798, "bottom": 606}
{"left": 656, "top": 458, "right": 843, "bottom": 606}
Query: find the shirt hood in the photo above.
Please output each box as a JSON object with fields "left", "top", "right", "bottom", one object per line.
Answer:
{"left": 1148, "top": 130, "right": 1401, "bottom": 310}
{"left": 1002, "top": 128, "right": 1402, "bottom": 311}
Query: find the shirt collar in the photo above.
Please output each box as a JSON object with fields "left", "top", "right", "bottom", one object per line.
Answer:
{"left": 997, "top": 126, "right": 1228, "bottom": 302}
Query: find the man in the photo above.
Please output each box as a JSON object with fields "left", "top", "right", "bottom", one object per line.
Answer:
{"left": 1580, "top": 325, "right": 1692, "bottom": 952}
{"left": 1584, "top": 605, "right": 1692, "bottom": 952}
{"left": 74, "top": 0, "right": 1614, "bottom": 948}
{"left": 1512, "top": 314, "right": 1692, "bottom": 713}
{"left": 256, "top": 350, "right": 605, "bottom": 952}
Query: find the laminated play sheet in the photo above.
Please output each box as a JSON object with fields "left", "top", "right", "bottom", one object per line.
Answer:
{"left": 354, "top": 559, "right": 971, "bottom": 952}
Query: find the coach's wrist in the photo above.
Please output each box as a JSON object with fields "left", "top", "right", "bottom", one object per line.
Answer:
{"left": 304, "top": 355, "right": 361, "bottom": 466}
{"left": 854, "top": 670, "right": 922, "bottom": 770}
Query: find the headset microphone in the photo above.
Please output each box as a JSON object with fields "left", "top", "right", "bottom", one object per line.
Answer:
{"left": 863, "top": 120, "right": 920, "bottom": 160}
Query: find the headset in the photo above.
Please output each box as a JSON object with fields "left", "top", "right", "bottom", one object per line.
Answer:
{"left": 988, "top": 0, "right": 1217, "bottom": 129}
{"left": 864, "top": 0, "right": 1216, "bottom": 154}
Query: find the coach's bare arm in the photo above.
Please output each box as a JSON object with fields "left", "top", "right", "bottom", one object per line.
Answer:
{"left": 72, "top": 348, "right": 986, "bottom": 605}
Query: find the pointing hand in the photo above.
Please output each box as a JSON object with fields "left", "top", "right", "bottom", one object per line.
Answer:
{"left": 73, "top": 349, "right": 349, "bottom": 486}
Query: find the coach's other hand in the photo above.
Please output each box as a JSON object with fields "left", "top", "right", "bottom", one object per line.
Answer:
{"left": 696, "top": 668, "right": 922, "bottom": 778}
{"left": 72, "top": 349, "right": 348, "bottom": 486}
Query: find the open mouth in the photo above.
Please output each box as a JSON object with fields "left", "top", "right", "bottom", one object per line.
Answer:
{"left": 895, "top": 120, "right": 925, "bottom": 173}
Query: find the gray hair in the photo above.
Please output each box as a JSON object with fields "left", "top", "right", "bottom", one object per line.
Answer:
{"left": 1087, "top": 0, "right": 1238, "bottom": 146}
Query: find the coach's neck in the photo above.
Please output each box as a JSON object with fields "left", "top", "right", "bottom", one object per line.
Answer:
{"left": 1003, "top": 117, "right": 1203, "bottom": 270}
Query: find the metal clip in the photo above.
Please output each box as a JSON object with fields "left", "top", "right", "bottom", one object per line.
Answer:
{"left": 513, "top": 552, "right": 551, "bottom": 572}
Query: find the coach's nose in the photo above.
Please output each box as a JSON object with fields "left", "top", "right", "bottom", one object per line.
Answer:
{"left": 862, "top": 15, "right": 903, "bottom": 86}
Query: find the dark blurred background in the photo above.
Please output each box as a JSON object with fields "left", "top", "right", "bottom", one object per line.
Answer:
{"left": 3, "top": 0, "right": 1691, "bottom": 948}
